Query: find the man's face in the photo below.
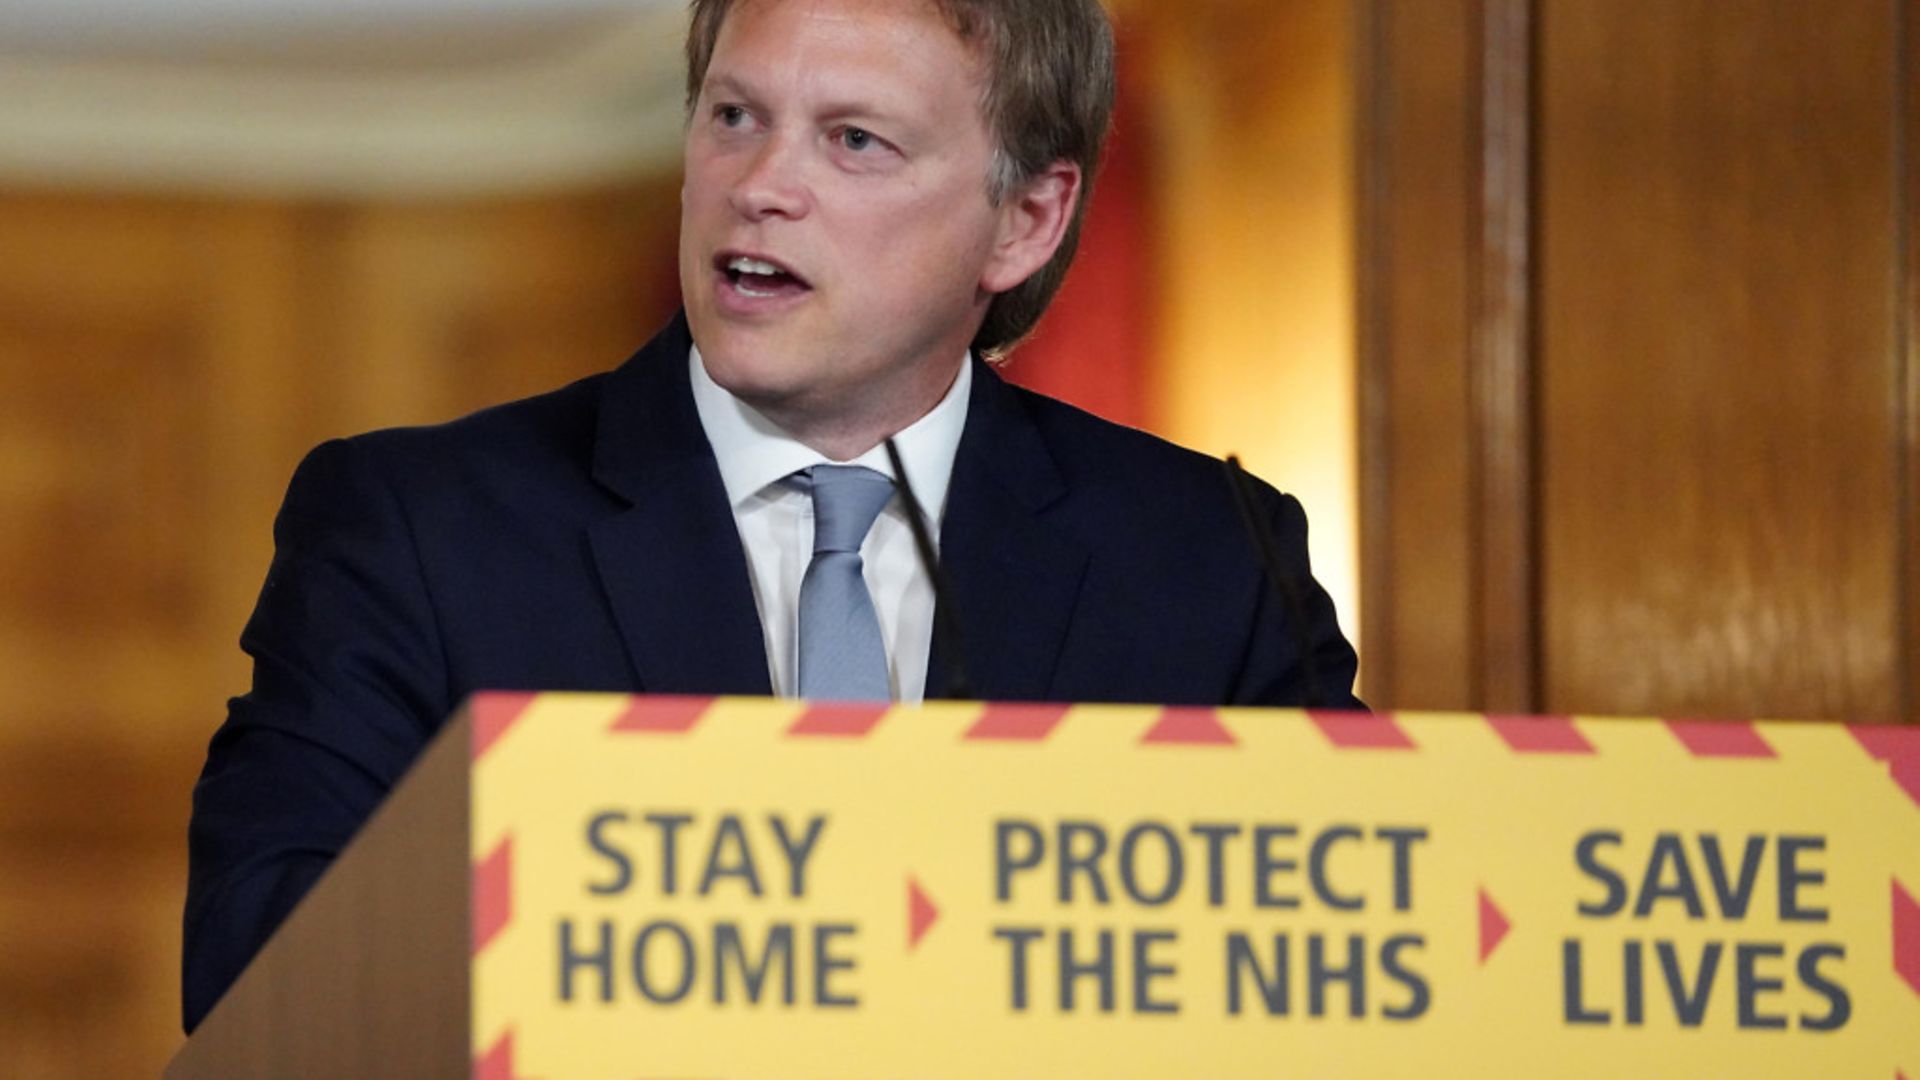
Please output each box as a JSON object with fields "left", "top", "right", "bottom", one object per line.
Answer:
{"left": 679, "top": 0, "right": 1007, "bottom": 443}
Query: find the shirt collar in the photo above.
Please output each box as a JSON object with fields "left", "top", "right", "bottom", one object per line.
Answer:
{"left": 689, "top": 344, "right": 972, "bottom": 524}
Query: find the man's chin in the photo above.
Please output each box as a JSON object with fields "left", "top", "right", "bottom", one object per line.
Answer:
{"left": 696, "top": 340, "right": 811, "bottom": 408}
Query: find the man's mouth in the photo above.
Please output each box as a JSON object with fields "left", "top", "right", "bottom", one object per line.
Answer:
{"left": 717, "top": 253, "right": 811, "bottom": 300}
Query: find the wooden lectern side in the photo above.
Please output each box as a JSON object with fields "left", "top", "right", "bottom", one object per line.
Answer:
{"left": 167, "top": 709, "right": 475, "bottom": 1079}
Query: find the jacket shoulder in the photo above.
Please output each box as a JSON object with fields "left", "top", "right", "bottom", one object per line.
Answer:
{"left": 1000, "top": 377, "right": 1282, "bottom": 506}
{"left": 343, "top": 370, "right": 610, "bottom": 485}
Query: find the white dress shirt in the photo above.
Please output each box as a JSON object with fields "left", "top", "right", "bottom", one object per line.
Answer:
{"left": 688, "top": 347, "right": 971, "bottom": 702}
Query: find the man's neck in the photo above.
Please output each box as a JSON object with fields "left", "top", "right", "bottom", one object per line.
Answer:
{"left": 689, "top": 345, "right": 973, "bottom": 515}
{"left": 728, "top": 361, "right": 968, "bottom": 463}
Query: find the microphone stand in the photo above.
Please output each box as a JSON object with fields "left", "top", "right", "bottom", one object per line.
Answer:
{"left": 885, "top": 437, "right": 975, "bottom": 701}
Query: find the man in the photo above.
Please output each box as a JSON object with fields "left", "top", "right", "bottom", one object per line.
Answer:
{"left": 182, "top": 0, "right": 1362, "bottom": 1034}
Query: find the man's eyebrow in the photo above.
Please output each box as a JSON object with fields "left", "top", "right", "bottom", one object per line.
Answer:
{"left": 817, "top": 99, "right": 909, "bottom": 127}
{"left": 702, "top": 71, "right": 761, "bottom": 103}
{"left": 702, "top": 70, "right": 912, "bottom": 131}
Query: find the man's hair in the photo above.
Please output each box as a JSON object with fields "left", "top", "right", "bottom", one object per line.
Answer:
{"left": 685, "top": 0, "right": 1116, "bottom": 359}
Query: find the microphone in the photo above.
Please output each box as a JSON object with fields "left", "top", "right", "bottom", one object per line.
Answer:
{"left": 884, "top": 437, "right": 975, "bottom": 701}
{"left": 1222, "top": 454, "right": 1329, "bottom": 707}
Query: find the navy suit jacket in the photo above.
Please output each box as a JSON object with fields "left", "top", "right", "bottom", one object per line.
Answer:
{"left": 183, "top": 313, "right": 1360, "bottom": 1031}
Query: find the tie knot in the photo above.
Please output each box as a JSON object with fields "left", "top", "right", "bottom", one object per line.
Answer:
{"left": 803, "top": 465, "right": 894, "bottom": 555}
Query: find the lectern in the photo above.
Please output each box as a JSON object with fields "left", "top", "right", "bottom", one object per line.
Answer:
{"left": 167, "top": 696, "right": 477, "bottom": 1077}
{"left": 169, "top": 693, "right": 1920, "bottom": 1078}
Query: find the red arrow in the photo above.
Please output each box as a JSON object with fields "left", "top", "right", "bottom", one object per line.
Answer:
{"left": 908, "top": 876, "right": 940, "bottom": 950}
{"left": 1478, "top": 888, "right": 1511, "bottom": 964}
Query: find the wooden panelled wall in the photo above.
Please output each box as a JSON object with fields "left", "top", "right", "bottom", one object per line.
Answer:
{"left": 1359, "top": 0, "right": 1919, "bottom": 723}
{"left": 0, "top": 184, "right": 681, "bottom": 1076}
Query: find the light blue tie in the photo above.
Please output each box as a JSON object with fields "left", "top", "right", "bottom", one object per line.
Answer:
{"left": 796, "top": 465, "right": 895, "bottom": 701}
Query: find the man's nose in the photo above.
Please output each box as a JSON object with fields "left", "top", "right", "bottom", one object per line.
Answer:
{"left": 728, "top": 133, "right": 811, "bottom": 221}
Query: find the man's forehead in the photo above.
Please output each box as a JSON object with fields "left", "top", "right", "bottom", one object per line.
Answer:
{"left": 716, "top": 0, "right": 982, "bottom": 57}
{"left": 705, "top": 0, "right": 989, "bottom": 101}
{"left": 731, "top": 0, "right": 961, "bottom": 24}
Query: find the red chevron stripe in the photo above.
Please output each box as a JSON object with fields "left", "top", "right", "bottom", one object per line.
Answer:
{"left": 965, "top": 703, "right": 1070, "bottom": 741}
{"left": 1311, "top": 710, "right": 1415, "bottom": 750}
{"left": 1141, "top": 707, "right": 1236, "bottom": 746}
{"left": 470, "top": 692, "right": 538, "bottom": 762}
{"left": 472, "top": 837, "right": 513, "bottom": 957}
{"left": 609, "top": 695, "right": 715, "bottom": 734}
{"left": 1851, "top": 725, "right": 1920, "bottom": 810}
{"left": 1486, "top": 715, "right": 1595, "bottom": 754}
{"left": 789, "top": 702, "right": 890, "bottom": 737}
{"left": 1665, "top": 719, "right": 1775, "bottom": 758}
{"left": 1896, "top": 880, "right": 1920, "bottom": 1000}
{"left": 473, "top": 1031, "right": 516, "bottom": 1080}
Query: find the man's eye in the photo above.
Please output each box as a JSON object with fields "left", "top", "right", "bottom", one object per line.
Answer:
{"left": 716, "top": 105, "right": 747, "bottom": 127}
{"left": 841, "top": 127, "right": 875, "bottom": 151}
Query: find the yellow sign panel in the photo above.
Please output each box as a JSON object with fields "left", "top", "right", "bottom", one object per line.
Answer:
{"left": 466, "top": 694, "right": 1920, "bottom": 1079}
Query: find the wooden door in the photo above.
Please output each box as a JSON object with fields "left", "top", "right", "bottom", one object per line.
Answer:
{"left": 1359, "top": 0, "right": 1917, "bottom": 723}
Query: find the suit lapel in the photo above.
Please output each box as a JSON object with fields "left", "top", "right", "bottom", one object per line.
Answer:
{"left": 587, "top": 317, "right": 773, "bottom": 696}
{"left": 926, "top": 362, "right": 1089, "bottom": 701}
{"left": 585, "top": 323, "right": 1086, "bottom": 702}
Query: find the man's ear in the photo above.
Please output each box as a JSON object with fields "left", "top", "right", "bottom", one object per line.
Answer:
{"left": 980, "top": 160, "right": 1084, "bottom": 294}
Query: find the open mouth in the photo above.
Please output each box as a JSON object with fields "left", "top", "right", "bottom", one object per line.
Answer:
{"left": 717, "top": 253, "right": 811, "bottom": 300}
